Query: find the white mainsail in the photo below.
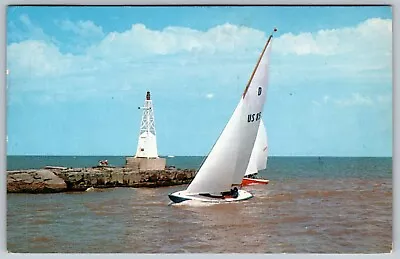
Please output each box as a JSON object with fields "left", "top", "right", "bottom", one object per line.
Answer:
{"left": 186, "top": 31, "right": 274, "bottom": 195}
{"left": 245, "top": 120, "right": 268, "bottom": 176}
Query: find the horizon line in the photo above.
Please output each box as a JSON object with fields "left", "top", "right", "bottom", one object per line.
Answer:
{"left": 6, "top": 155, "right": 393, "bottom": 158}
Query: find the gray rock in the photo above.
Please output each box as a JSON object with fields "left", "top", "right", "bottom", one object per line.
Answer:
{"left": 7, "top": 170, "right": 67, "bottom": 193}
{"left": 7, "top": 167, "right": 196, "bottom": 193}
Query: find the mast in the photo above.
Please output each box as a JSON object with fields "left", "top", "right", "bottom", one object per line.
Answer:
{"left": 243, "top": 28, "right": 277, "bottom": 98}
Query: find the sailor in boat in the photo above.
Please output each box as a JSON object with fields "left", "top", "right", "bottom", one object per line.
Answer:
{"left": 231, "top": 187, "right": 239, "bottom": 198}
{"left": 245, "top": 173, "right": 258, "bottom": 179}
{"left": 220, "top": 187, "right": 239, "bottom": 199}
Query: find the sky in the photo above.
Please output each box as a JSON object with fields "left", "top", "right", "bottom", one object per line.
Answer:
{"left": 6, "top": 6, "right": 392, "bottom": 157}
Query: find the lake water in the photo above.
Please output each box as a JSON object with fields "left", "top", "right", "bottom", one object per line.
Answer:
{"left": 7, "top": 156, "right": 392, "bottom": 253}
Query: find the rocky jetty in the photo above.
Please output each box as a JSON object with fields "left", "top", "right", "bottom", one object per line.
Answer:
{"left": 7, "top": 169, "right": 67, "bottom": 193}
{"left": 7, "top": 167, "right": 196, "bottom": 194}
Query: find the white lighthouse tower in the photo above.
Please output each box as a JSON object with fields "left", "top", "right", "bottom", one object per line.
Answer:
{"left": 126, "top": 91, "right": 166, "bottom": 171}
{"left": 135, "top": 91, "right": 158, "bottom": 158}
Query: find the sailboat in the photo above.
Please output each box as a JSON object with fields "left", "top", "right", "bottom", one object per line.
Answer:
{"left": 168, "top": 28, "right": 277, "bottom": 204}
{"left": 241, "top": 119, "right": 270, "bottom": 186}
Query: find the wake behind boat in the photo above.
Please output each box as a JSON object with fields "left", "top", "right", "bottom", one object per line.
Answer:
{"left": 168, "top": 28, "right": 277, "bottom": 204}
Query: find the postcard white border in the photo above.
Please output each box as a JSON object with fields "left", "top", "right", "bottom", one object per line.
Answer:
{"left": 0, "top": 1, "right": 397, "bottom": 259}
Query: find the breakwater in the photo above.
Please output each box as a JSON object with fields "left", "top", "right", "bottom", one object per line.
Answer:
{"left": 7, "top": 166, "right": 196, "bottom": 193}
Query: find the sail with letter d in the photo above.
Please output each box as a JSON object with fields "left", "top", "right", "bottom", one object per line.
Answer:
{"left": 186, "top": 29, "right": 276, "bottom": 195}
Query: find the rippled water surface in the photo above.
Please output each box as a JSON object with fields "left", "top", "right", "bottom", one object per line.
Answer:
{"left": 7, "top": 156, "right": 392, "bottom": 253}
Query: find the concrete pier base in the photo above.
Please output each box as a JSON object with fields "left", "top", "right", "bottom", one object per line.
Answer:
{"left": 125, "top": 157, "right": 166, "bottom": 171}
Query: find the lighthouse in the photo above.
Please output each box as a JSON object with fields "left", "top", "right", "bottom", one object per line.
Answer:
{"left": 125, "top": 91, "right": 166, "bottom": 171}
{"left": 135, "top": 91, "right": 158, "bottom": 158}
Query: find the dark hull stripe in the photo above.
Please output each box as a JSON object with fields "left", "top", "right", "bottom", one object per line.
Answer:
{"left": 168, "top": 193, "right": 253, "bottom": 203}
{"left": 168, "top": 194, "right": 191, "bottom": 203}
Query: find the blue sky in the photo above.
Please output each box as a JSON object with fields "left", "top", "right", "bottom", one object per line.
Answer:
{"left": 6, "top": 6, "right": 392, "bottom": 156}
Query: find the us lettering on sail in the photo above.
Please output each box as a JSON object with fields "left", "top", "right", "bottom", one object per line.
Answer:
{"left": 248, "top": 112, "right": 262, "bottom": 123}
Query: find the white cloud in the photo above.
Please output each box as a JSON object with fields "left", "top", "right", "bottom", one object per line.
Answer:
{"left": 206, "top": 93, "right": 214, "bottom": 99}
{"left": 8, "top": 14, "right": 57, "bottom": 43}
{"left": 334, "top": 93, "right": 374, "bottom": 107}
{"left": 7, "top": 40, "right": 97, "bottom": 78}
{"left": 87, "top": 23, "right": 265, "bottom": 59}
{"left": 273, "top": 18, "right": 392, "bottom": 57}
{"left": 19, "top": 14, "right": 48, "bottom": 40}
{"left": 8, "top": 40, "right": 70, "bottom": 77}
{"left": 85, "top": 18, "right": 391, "bottom": 60}
{"left": 6, "top": 16, "right": 393, "bottom": 100}
{"left": 56, "top": 19, "right": 104, "bottom": 38}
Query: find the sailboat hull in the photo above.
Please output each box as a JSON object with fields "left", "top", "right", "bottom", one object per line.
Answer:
{"left": 168, "top": 189, "right": 253, "bottom": 204}
{"left": 241, "top": 178, "right": 270, "bottom": 186}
